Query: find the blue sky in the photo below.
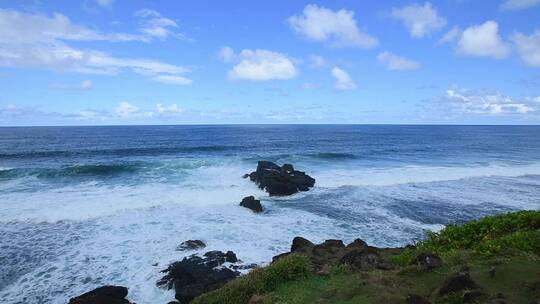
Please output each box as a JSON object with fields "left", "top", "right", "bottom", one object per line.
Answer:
{"left": 1, "top": 0, "right": 540, "bottom": 125}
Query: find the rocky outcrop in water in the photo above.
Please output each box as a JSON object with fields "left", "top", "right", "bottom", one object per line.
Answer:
{"left": 239, "top": 196, "right": 263, "bottom": 213}
{"left": 68, "top": 285, "right": 133, "bottom": 304}
{"left": 157, "top": 250, "right": 241, "bottom": 303}
{"left": 176, "top": 240, "right": 206, "bottom": 251}
{"left": 246, "top": 161, "right": 315, "bottom": 196}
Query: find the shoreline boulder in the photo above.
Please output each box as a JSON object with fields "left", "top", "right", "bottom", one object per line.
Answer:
{"left": 247, "top": 161, "right": 315, "bottom": 196}
{"left": 68, "top": 286, "right": 132, "bottom": 304}
{"left": 157, "top": 251, "right": 241, "bottom": 303}
{"left": 240, "top": 196, "right": 263, "bottom": 213}
{"left": 273, "top": 237, "right": 395, "bottom": 271}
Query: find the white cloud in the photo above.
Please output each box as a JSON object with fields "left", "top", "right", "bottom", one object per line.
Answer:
{"left": 49, "top": 80, "right": 93, "bottom": 90}
{"left": 512, "top": 30, "right": 540, "bottom": 67}
{"left": 227, "top": 49, "right": 298, "bottom": 81}
{"left": 500, "top": 0, "right": 540, "bottom": 11}
{"left": 444, "top": 89, "right": 536, "bottom": 115}
{"left": 218, "top": 46, "right": 235, "bottom": 62}
{"left": 438, "top": 26, "right": 460, "bottom": 45}
{"left": 331, "top": 67, "right": 356, "bottom": 90}
{"left": 156, "top": 103, "right": 183, "bottom": 115}
{"left": 151, "top": 74, "right": 192, "bottom": 85}
{"left": 0, "top": 9, "right": 192, "bottom": 84}
{"left": 116, "top": 102, "right": 139, "bottom": 117}
{"left": 134, "top": 9, "right": 189, "bottom": 41}
{"left": 453, "top": 21, "right": 511, "bottom": 59}
{"left": 288, "top": 4, "right": 377, "bottom": 48}
{"left": 377, "top": 51, "right": 419, "bottom": 71}
{"left": 0, "top": 9, "right": 144, "bottom": 44}
{"left": 390, "top": 2, "right": 446, "bottom": 38}
{"left": 95, "top": 0, "right": 114, "bottom": 9}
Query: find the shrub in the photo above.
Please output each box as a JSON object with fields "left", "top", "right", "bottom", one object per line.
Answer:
{"left": 192, "top": 254, "right": 311, "bottom": 304}
{"left": 394, "top": 210, "right": 540, "bottom": 264}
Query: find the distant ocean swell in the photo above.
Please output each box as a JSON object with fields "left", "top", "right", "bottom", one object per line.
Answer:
{"left": 0, "top": 145, "right": 241, "bottom": 159}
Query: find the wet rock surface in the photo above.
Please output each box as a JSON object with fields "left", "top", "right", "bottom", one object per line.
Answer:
{"left": 247, "top": 161, "right": 315, "bottom": 196}
{"left": 239, "top": 196, "right": 263, "bottom": 213}
{"left": 176, "top": 240, "right": 206, "bottom": 251}
{"left": 157, "top": 250, "right": 241, "bottom": 303}
{"left": 68, "top": 285, "right": 132, "bottom": 304}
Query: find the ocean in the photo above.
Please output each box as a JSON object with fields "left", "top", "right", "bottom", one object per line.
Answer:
{"left": 1, "top": 125, "right": 539, "bottom": 303}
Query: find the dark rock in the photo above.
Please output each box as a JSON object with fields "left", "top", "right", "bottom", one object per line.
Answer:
{"left": 176, "top": 240, "right": 206, "bottom": 251}
{"left": 202, "top": 250, "right": 238, "bottom": 267}
{"left": 273, "top": 237, "right": 397, "bottom": 271}
{"left": 242, "top": 173, "right": 250, "bottom": 178}
{"left": 282, "top": 164, "right": 294, "bottom": 173}
{"left": 231, "top": 263, "right": 258, "bottom": 270}
{"left": 412, "top": 253, "right": 443, "bottom": 271}
{"left": 462, "top": 290, "right": 488, "bottom": 303}
{"left": 438, "top": 273, "right": 479, "bottom": 296}
{"left": 246, "top": 161, "right": 315, "bottom": 196}
{"left": 406, "top": 294, "right": 431, "bottom": 304}
{"left": 158, "top": 251, "right": 241, "bottom": 303}
{"left": 291, "top": 236, "right": 314, "bottom": 253}
{"left": 346, "top": 239, "right": 368, "bottom": 250}
{"left": 271, "top": 252, "right": 290, "bottom": 263}
{"left": 68, "top": 286, "right": 132, "bottom": 304}
{"left": 239, "top": 196, "right": 263, "bottom": 213}
{"left": 339, "top": 247, "right": 388, "bottom": 271}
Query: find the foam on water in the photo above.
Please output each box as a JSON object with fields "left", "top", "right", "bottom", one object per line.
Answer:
{"left": 1, "top": 125, "right": 540, "bottom": 304}
{"left": 314, "top": 162, "right": 540, "bottom": 187}
{"left": 0, "top": 163, "right": 263, "bottom": 222}
{"left": 2, "top": 201, "right": 419, "bottom": 304}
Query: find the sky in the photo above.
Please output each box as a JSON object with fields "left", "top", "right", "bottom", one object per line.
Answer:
{"left": 1, "top": 0, "right": 540, "bottom": 125}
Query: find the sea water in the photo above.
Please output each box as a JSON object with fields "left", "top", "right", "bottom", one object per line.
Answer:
{"left": 0, "top": 125, "right": 539, "bottom": 303}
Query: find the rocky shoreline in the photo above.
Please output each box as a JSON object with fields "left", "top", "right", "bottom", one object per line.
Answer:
{"left": 68, "top": 162, "right": 540, "bottom": 304}
{"left": 69, "top": 161, "right": 317, "bottom": 304}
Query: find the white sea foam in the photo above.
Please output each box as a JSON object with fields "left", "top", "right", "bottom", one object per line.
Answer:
{"left": 1, "top": 160, "right": 540, "bottom": 303}
{"left": 2, "top": 202, "right": 431, "bottom": 304}
{"left": 314, "top": 162, "right": 540, "bottom": 187}
{"left": 0, "top": 163, "right": 265, "bottom": 222}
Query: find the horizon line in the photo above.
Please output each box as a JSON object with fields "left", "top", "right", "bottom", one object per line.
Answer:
{"left": 1, "top": 123, "right": 540, "bottom": 128}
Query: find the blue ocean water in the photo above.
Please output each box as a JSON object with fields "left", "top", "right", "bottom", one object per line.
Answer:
{"left": 0, "top": 125, "right": 539, "bottom": 303}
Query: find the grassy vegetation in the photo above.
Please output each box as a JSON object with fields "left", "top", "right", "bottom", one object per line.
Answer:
{"left": 393, "top": 210, "right": 540, "bottom": 266}
{"left": 192, "top": 254, "right": 310, "bottom": 304}
{"left": 194, "top": 210, "right": 540, "bottom": 304}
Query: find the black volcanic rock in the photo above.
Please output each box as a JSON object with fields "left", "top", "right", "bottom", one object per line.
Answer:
{"left": 273, "top": 237, "right": 396, "bottom": 271}
{"left": 291, "top": 236, "right": 314, "bottom": 253}
{"left": 247, "top": 161, "right": 315, "bottom": 196}
{"left": 240, "top": 196, "right": 263, "bottom": 213}
{"left": 68, "top": 285, "right": 132, "bottom": 304}
{"left": 177, "top": 240, "right": 206, "bottom": 251}
{"left": 157, "top": 251, "right": 241, "bottom": 303}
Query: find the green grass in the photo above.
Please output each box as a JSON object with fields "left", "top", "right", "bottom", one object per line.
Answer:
{"left": 192, "top": 254, "right": 310, "bottom": 304}
{"left": 394, "top": 210, "right": 540, "bottom": 266}
{"left": 193, "top": 210, "right": 540, "bottom": 304}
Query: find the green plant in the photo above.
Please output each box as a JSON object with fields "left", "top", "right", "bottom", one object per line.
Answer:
{"left": 192, "top": 254, "right": 311, "bottom": 304}
{"left": 395, "top": 210, "right": 540, "bottom": 264}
